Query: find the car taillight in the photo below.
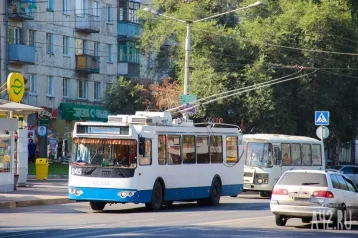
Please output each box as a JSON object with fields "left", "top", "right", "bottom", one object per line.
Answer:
{"left": 272, "top": 188, "right": 288, "bottom": 195}
{"left": 312, "top": 191, "right": 334, "bottom": 198}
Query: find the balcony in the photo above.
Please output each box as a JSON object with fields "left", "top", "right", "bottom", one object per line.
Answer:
{"left": 117, "top": 22, "right": 142, "bottom": 39}
{"left": 8, "top": 44, "right": 35, "bottom": 64}
{"left": 118, "top": 62, "right": 140, "bottom": 77}
{"left": 75, "top": 14, "right": 100, "bottom": 33}
{"left": 8, "top": 0, "right": 35, "bottom": 20}
{"left": 76, "top": 55, "right": 100, "bottom": 74}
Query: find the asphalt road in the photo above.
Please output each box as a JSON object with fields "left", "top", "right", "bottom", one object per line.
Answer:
{"left": 1, "top": 193, "right": 357, "bottom": 238}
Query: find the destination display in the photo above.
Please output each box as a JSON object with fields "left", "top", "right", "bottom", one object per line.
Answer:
{"left": 76, "top": 125, "right": 129, "bottom": 135}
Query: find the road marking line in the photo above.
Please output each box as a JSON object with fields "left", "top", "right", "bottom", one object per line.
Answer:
{"left": 188, "top": 214, "right": 200, "bottom": 217}
{"left": 193, "top": 215, "right": 274, "bottom": 226}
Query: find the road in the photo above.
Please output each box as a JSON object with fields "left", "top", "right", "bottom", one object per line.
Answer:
{"left": 0, "top": 193, "right": 357, "bottom": 237}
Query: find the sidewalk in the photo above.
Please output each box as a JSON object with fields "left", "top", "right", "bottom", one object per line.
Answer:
{"left": 0, "top": 176, "right": 73, "bottom": 209}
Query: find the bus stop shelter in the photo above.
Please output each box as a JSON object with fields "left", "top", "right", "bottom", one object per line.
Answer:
{"left": 0, "top": 102, "right": 43, "bottom": 192}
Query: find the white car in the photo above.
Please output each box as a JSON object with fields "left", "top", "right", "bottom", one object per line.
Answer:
{"left": 270, "top": 170, "right": 358, "bottom": 227}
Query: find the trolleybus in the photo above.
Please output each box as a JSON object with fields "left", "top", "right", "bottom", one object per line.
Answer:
{"left": 68, "top": 111, "right": 244, "bottom": 211}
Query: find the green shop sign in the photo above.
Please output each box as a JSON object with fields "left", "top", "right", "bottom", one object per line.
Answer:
{"left": 59, "top": 103, "right": 108, "bottom": 122}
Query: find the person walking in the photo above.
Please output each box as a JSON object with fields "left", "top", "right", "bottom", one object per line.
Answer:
{"left": 28, "top": 139, "right": 36, "bottom": 163}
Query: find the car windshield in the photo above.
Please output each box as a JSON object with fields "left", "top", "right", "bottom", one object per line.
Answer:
{"left": 245, "top": 142, "right": 274, "bottom": 168}
{"left": 71, "top": 139, "right": 137, "bottom": 168}
{"left": 278, "top": 172, "right": 328, "bottom": 187}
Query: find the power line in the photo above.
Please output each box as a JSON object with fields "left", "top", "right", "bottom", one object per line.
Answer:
{"left": 175, "top": 71, "right": 317, "bottom": 114}
{"left": 166, "top": 69, "right": 304, "bottom": 112}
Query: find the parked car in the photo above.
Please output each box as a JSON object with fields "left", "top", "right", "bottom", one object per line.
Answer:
{"left": 270, "top": 170, "right": 358, "bottom": 226}
{"left": 329, "top": 165, "right": 358, "bottom": 186}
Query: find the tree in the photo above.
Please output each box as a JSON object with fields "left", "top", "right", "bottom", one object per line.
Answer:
{"left": 140, "top": 0, "right": 358, "bottom": 164}
{"left": 103, "top": 77, "right": 144, "bottom": 115}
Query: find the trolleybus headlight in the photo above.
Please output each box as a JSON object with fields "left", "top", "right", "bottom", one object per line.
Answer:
{"left": 257, "top": 178, "right": 263, "bottom": 184}
{"left": 120, "top": 191, "right": 127, "bottom": 198}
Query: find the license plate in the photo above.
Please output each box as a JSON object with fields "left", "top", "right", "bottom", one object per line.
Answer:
{"left": 289, "top": 191, "right": 311, "bottom": 199}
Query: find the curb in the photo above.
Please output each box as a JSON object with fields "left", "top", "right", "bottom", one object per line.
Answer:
{"left": 27, "top": 175, "right": 69, "bottom": 179}
{"left": 0, "top": 198, "right": 75, "bottom": 209}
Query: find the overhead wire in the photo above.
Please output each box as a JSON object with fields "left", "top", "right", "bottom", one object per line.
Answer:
{"left": 175, "top": 70, "right": 317, "bottom": 114}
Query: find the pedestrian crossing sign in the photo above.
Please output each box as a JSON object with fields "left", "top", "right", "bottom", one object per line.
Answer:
{"left": 315, "top": 111, "right": 329, "bottom": 125}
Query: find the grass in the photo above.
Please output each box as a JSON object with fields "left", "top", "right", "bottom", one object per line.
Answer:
{"left": 28, "top": 162, "right": 69, "bottom": 176}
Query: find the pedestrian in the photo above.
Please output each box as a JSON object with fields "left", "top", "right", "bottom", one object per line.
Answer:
{"left": 28, "top": 139, "right": 36, "bottom": 163}
{"left": 57, "top": 138, "right": 63, "bottom": 162}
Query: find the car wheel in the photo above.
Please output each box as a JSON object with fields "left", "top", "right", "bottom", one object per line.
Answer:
{"left": 275, "top": 215, "right": 287, "bottom": 226}
{"left": 260, "top": 191, "right": 271, "bottom": 198}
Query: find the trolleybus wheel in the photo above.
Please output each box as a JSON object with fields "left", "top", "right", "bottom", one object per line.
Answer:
{"left": 207, "top": 178, "right": 221, "bottom": 206}
{"left": 89, "top": 201, "right": 106, "bottom": 211}
{"left": 145, "top": 181, "right": 163, "bottom": 211}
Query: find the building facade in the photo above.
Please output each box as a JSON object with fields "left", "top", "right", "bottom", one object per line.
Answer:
{"left": 0, "top": 0, "right": 146, "bottom": 159}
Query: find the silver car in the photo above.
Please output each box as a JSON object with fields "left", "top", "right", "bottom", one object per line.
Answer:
{"left": 270, "top": 170, "right": 358, "bottom": 227}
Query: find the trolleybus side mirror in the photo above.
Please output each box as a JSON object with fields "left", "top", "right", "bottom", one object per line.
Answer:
{"left": 139, "top": 137, "right": 146, "bottom": 156}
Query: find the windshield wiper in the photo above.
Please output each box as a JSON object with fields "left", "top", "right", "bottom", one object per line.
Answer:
{"left": 301, "top": 182, "right": 320, "bottom": 185}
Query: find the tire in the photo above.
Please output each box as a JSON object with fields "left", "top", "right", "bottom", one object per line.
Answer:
{"left": 260, "top": 191, "right": 271, "bottom": 198}
{"left": 230, "top": 194, "right": 238, "bottom": 198}
{"left": 89, "top": 201, "right": 106, "bottom": 211}
{"left": 145, "top": 181, "right": 163, "bottom": 211}
{"left": 207, "top": 178, "right": 221, "bottom": 206}
{"left": 302, "top": 218, "right": 312, "bottom": 223}
{"left": 275, "top": 215, "right": 287, "bottom": 226}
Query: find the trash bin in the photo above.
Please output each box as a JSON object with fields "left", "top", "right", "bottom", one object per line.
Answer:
{"left": 36, "top": 158, "right": 49, "bottom": 180}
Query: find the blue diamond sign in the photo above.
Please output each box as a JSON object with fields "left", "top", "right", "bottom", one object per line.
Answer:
{"left": 315, "top": 111, "right": 329, "bottom": 126}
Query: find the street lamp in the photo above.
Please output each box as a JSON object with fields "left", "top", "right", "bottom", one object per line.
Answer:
{"left": 143, "top": 1, "right": 263, "bottom": 120}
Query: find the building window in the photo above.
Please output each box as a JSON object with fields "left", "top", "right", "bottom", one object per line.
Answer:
{"left": 63, "top": 36, "right": 69, "bottom": 55}
{"left": 78, "top": 80, "right": 88, "bottom": 99}
{"left": 118, "top": 41, "right": 140, "bottom": 63}
{"left": 94, "top": 42, "right": 99, "bottom": 56}
{"left": 29, "top": 30, "right": 36, "bottom": 47}
{"left": 47, "top": 0, "right": 54, "bottom": 11}
{"left": 63, "top": 78, "right": 70, "bottom": 97}
{"left": 8, "top": 27, "right": 21, "bottom": 44}
{"left": 93, "top": 1, "right": 100, "bottom": 21}
{"left": 118, "top": 8, "right": 124, "bottom": 21}
{"left": 75, "top": 0, "right": 85, "bottom": 16}
{"left": 106, "top": 5, "right": 112, "bottom": 23}
{"left": 29, "top": 74, "right": 37, "bottom": 94}
{"left": 107, "top": 44, "right": 112, "bottom": 62}
{"left": 128, "top": 1, "right": 140, "bottom": 23}
{"left": 46, "top": 33, "right": 54, "bottom": 54}
{"left": 47, "top": 76, "right": 54, "bottom": 96}
{"left": 63, "top": 0, "right": 69, "bottom": 14}
{"left": 94, "top": 82, "right": 101, "bottom": 100}
{"left": 76, "top": 39, "right": 83, "bottom": 55}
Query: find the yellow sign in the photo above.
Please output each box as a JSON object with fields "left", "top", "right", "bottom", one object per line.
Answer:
{"left": 7, "top": 73, "right": 25, "bottom": 103}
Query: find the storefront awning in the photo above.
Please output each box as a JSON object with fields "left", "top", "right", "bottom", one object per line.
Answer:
{"left": 0, "top": 102, "right": 43, "bottom": 115}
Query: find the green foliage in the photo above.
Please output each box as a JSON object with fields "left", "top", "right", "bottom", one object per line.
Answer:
{"left": 138, "top": 0, "right": 358, "bottom": 158}
{"left": 103, "top": 77, "right": 144, "bottom": 115}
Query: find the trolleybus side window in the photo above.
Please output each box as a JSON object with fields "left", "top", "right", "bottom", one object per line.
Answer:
{"left": 312, "top": 144, "right": 322, "bottom": 165}
{"left": 291, "top": 143, "right": 301, "bottom": 166}
{"left": 139, "top": 139, "right": 152, "bottom": 166}
{"left": 168, "top": 135, "right": 181, "bottom": 165}
{"left": 210, "top": 136, "right": 223, "bottom": 163}
{"left": 302, "top": 144, "right": 312, "bottom": 166}
{"left": 158, "top": 135, "right": 167, "bottom": 165}
{"left": 281, "top": 143, "right": 291, "bottom": 166}
{"left": 183, "top": 135, "right": 196, "bottom": 164}
{"left": 226, "top": 136, "right": 238, "bottom": 164}
{"left": 197, "top": 136, "right": 209, "bottom": 164}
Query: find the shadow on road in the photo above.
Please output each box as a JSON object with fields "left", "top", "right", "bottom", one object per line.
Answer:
{"left": 1, "top": 224, "right": 357, "bottom": 238}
